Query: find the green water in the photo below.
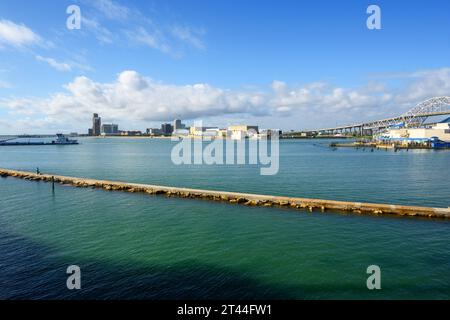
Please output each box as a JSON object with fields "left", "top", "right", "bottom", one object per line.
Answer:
{"left": 0, "top": 138, "right": 449, "bottom": 299}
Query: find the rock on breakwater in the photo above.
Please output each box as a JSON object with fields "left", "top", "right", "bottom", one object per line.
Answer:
{"left": 1, "top": 168, "right": 449, "bottom": 220}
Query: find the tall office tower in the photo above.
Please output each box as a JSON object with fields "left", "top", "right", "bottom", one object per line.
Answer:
{"left": 92, "top": 113, "right": 101, "bottom": 136}
{"left": 161, "top": 123, "right": 174, "bottom": 135}
{"left": 174, "top": 119, "right": 182, "bottom": 130}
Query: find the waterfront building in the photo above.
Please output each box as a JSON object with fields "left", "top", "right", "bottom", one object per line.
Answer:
{"left": 296, "top": 131, "right": 315, "bottom": 138}
{"left": 189, "top": 126, "right": 218, "bottom": 137}
{"left": 173, "top": 119, "right": 186, "bottom": 130}
{"left": 92, "top": 113, "right": 101, "bottom": 136}
{"left": 228, "top": 125, "right": 259, "bottom": 140}
{"left": 101, "top": 124, "right": 119, "bottom": 135}
{"left": 218, "top": 129, "right": 228, "bottom": 138}
{"left": 88, "top": 128, "right": 93, "bottom": 136}
{"left": 382, "top": 122, "right": 450, "bottom": 143}
{"left": 172, "top": 129, "right": 190, "bottom": 137}
{"left": 204, "top": 128, "right": 220, "bottom": 137}
{"left": 146, "top": 128, "right": 162, "bottom": 135}
{"left": 161, "top": 123, "right": 174, "bottom": 135}
{"left": 120, "top": 130, "right": 142, "bottom": 136}
{"left": 259, "top": 129, "right": 282, "bottom": 138}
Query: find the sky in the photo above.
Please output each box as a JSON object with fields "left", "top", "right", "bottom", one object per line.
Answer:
{"left": 0, "top": 0, "right": 450, "bottom": 134}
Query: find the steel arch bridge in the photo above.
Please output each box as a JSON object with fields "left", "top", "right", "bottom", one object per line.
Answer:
{"left": 312, "top": 96, "right": 450, "bottom": 135}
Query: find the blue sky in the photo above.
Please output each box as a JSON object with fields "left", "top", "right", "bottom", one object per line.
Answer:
{"left": 0, "top": 0, "right": 450, "bottom": 134}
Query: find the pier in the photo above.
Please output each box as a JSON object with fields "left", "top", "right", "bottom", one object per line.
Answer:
{"left": 1, "top": 168, "right": 449, "bottom": 220}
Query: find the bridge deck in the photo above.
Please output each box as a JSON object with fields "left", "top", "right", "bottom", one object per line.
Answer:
{"left": 311, "top": 110, "right": 450, "bottom": 133}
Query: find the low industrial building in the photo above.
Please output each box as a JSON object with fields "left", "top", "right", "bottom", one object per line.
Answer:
{"left": 381, "top": 122, "right": 450, "bottom": 142}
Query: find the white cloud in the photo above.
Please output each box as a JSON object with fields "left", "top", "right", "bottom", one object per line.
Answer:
{"left": 0, "top": 19, "right": 42, "bottom": 48}
{"left": 35, "top": 55, "right": 92, "bottom": 72}
{"left": 270, "top": 80, "right": 390, "bottom": 114}
{"left": 36, "top": 55, "right": 72, "bottom": 72}
{"left": 81, "top": 17, "right": 115, "bottom": 44}
{"left": 127, "top": 27, "right": 172, "bottom": 55}
{"left": 1, "top": 67, "right": 449, "bottom": 133}
{"left": 0, "top": 80, "right": 11, "bottom": 89}
{"left": 82, "top": 1, "right": 206, "bottom": 57}
{"left": 90, "top": 0, "right": 130, "bottom": 21}
{"left": 397, "top": 68, "right": 450, "bottom": 104}
{"left": 0, "top": 70, "right": 267, "bottom": 130}
{"left": 171, "top": 26, "right": 206, "bottom": 50}
{"left": 0, "top": 97, "right": 37, "bottom": 115}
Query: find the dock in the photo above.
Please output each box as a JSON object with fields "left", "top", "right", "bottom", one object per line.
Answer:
{"left": 330, "top": 140, "right": 450, "bottom": 150}
{"left": 1, "top": 168, "right": 449, "bottom": 220}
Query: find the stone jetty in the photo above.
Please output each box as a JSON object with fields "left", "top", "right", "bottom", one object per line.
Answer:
{"left": 1, "top": 168, "right": 449, "bottom": 220}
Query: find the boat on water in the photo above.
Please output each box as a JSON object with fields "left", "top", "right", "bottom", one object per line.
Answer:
{"left": 0, "top": 134, "right": 79, "bottom": 146}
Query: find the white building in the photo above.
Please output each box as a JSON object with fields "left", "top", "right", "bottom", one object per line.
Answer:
{"left": 384, "top": 122, "right": 450, "bottom": 142}
{"left": 172, "top": 128, "right": 189, "bottom": 137}
{"left": 228, "top": 125, "right": 259, "bottom": 140}
{"left": 189, "top": 126, "right": 219, "bottom": 137}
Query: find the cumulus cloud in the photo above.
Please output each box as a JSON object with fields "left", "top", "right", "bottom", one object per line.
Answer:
{"left": 0, "top": 19, "right": 42, "bottom": 48}
{"left": 397, "top": 68, "right": 450, "bottom": 103}
{"left": 1, "top": 67, "right": 449, "bottom": 133}
{"left": 270, "top": 80, "right": 392, "bottom": 116}
{"left": 0, "top": 70, "right": 267, "bottom": 129}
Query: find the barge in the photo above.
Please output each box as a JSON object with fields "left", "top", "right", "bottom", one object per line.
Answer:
{"left": 0, "top": 134, "right": 78, "bottom": 146}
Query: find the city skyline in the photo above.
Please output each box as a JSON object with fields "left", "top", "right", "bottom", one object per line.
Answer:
{"left": 1, "top": 0, "right": 450, "bottom": 303}
{"left": 87, "top": 112, "right": 267, "bottom": 137}
{"left": 1, "top": 0, "right": 450, "bottom": 134}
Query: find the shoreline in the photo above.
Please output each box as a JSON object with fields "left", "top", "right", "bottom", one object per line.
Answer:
{"left": 1, "top": 168, "right": 449, "bottom": 220}
{"left": 330, "top": 141, "right": 450, "bottom": 150}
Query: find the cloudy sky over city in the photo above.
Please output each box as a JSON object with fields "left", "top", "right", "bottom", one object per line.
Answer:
{"left": 0, "top": 0, "right": 450, "bottom": 134}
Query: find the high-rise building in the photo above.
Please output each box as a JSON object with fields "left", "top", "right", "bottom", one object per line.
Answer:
{"left": 101, "top": 124, "right": 119, "bottom": 135}
{"left": 92, "top": 113, "right": 101, "bottom": 136}
{"left": 173, "top": 119, "right": 185, "bottom": 130}
{"left": 161, "top": 123, "right": 174, "bottom": 135}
